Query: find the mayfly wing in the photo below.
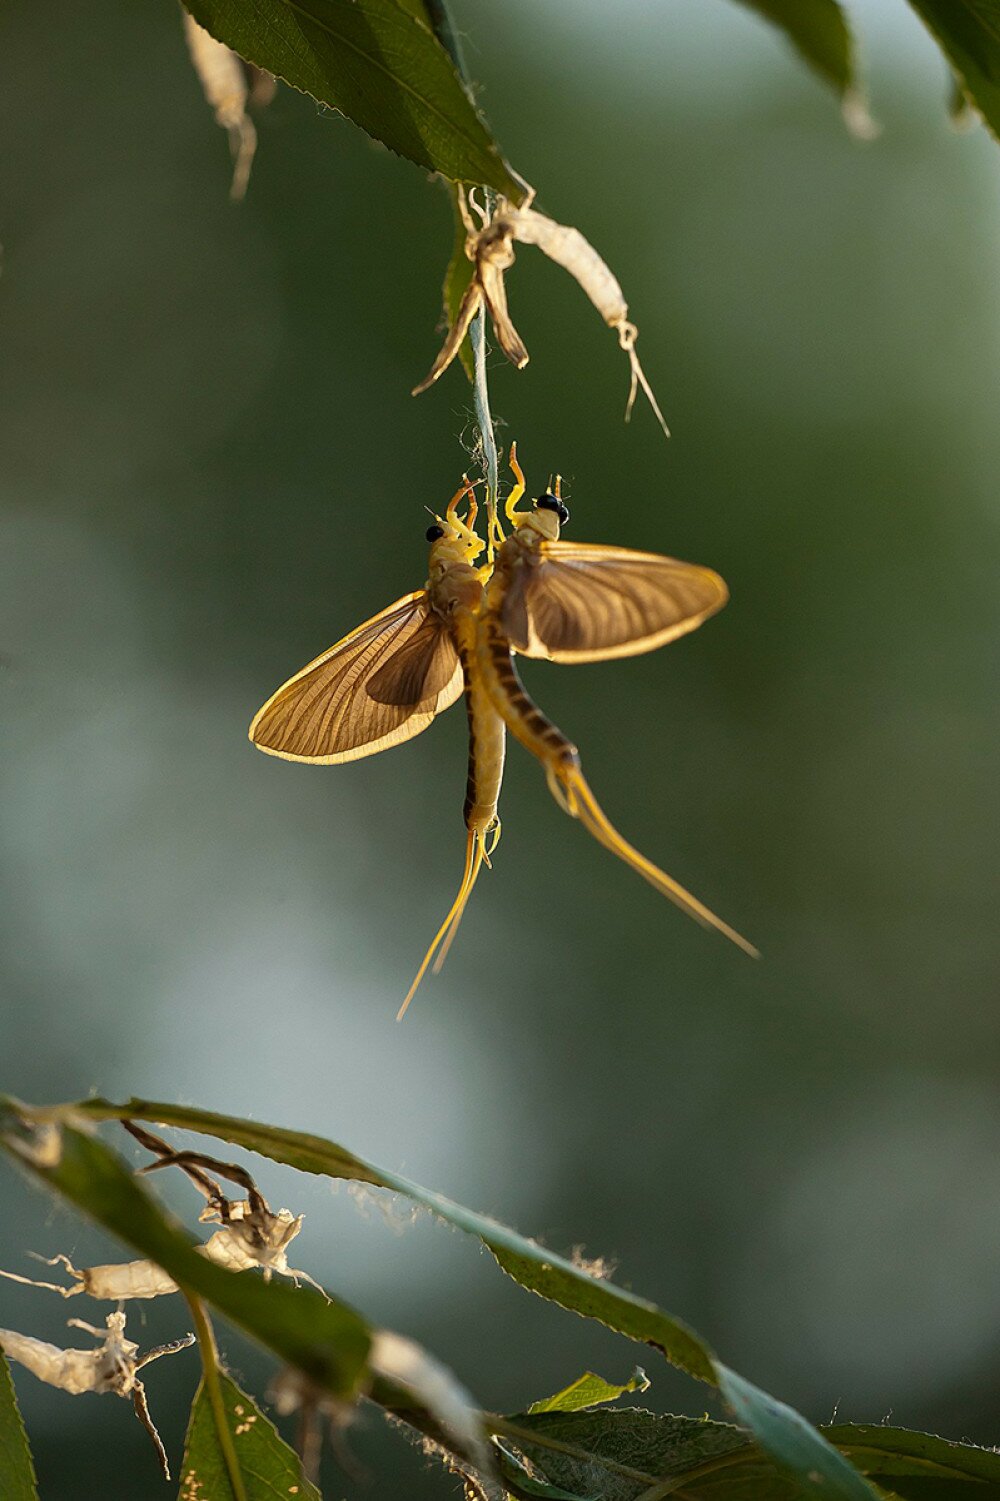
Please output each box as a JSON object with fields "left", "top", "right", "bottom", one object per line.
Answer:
{"left": 249, "top": 592, "right": 463, "bottom": 763}
{"left": 503, "top": 542, "right": 729, "bottom": 663}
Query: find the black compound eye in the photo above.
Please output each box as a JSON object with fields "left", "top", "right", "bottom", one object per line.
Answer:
{"left": 425, "top": 523, "right": 445, "bottom": 542}
{"left": 536, "top": 493, "right": 570, "bottom": 526}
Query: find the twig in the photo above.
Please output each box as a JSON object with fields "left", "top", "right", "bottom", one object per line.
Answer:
{"left": 470, "top": 306, "right": 500, "bottom": 558}
{"left": 185, "top": 1293, "right": 249, "bottom": 1501}
{"left": 419, "top": 0, "right": 504, "bottom": 546}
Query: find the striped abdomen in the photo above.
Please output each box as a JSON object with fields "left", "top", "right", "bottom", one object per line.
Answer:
{"left": 477, "top": 610, "right": 580, "bottom": 768}
{"left": 451, "top": 612, "right": 506, "bottom": 833}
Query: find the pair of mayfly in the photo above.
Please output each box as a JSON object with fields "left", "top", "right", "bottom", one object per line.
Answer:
{"left": 250, "top": 447, "right": 757, "bottom": 1016}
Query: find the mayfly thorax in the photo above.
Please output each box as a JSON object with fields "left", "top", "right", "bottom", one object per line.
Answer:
{"left": 249, "top": 453, "right": 755, "bottom": 1016}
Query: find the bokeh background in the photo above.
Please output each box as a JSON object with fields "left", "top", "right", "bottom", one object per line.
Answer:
{"left": 2, "top": 0, "right": 999, "bottom": 1493}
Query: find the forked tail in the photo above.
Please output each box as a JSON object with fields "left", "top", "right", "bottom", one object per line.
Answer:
{"left": 397, "top": 829, "right": 488, "bottom": 1019}
{"left": 548, "top": 762, "right": 759, "bottom": 958}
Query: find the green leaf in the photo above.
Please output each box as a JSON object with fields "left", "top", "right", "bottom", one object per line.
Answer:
{"left": 497, "top": 1448, "right": 588, "bottom": 1501}
{"left": 0, "top": 1109, "right": 492, "bottom": 1480}
{"left": 38, "top": 1098, "right": 877, "bottom": 1500}
{"left": 59, "top": 1097, "right": 716, "bottom": 1384}
{"left": 726, "top": 0, "right": 856, "bottom": 99}
{"left": 717, "top": 1367, "right": 877, "bottom": 1500}
{"left": 904, "top": 0, "right": 1000, "bottom": 142}
{"left": 528, "top": 1369, "right": 650, "bottom": 1416}
{"left": 826, "top": 1423, "right": 1000, "bottom": 1498}
{"left": 0, "top": 1352, "right": 37, "bottom": 1501}
{"left": 181, "top": 1373, "right": 320, "bottom": 1500}
{"left": 494, "top": 1408, "right": 774, "bottom": 1501}
{"left": 0, "top": 1112, "right": 371, "bottom": 1402}
{"left": 494, "top": 1409, "right": 1000, "bottom": 1501}
{"left": 180, "top": 0, "right": 523, "bottom": 196}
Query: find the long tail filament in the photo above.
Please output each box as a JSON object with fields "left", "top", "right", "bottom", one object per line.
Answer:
{"left": 397, "top": 829, "right": 488, "bottom": 1020}
{"left": 548, "top": 763, "right": 759, "bottom": 958}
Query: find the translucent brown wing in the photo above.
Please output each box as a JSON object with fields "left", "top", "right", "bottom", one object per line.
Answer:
{"left": 502, "top": 541, "right": 729, "bottom": 663}
{"left": 249, "top": 591, "right": 463, "bottom": 763}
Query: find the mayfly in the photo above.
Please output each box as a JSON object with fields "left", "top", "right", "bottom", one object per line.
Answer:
{"left": 475, "top": 445, "right": 757, "bottom": 957}
{"left": 249, "top": 478, "right": 505, "bottom": 1016}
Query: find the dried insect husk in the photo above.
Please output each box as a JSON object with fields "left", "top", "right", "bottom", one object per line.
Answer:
{"left": 414, "top": 194, "right": 669, "bottom": 435}
{"left": 0, "top": 1312, "right": 149, "bottom": 1395}
{"left": 198, "top": 1199, "right": 325, "bottom": 1292}
{"left": 0, "top": 1328, "right": 115, "bottom": 1395}
{"left": 412, "top": 275, "right": 484, "bottom": 396}
{"left": 503, "top": 207, "right": 628, "bottom": 327}
{"left": 478, "top": 248, "right": 528, "bottom": 368}
{"left": 2, "top": 1313, "right": 193, "bottom": 1480}
{"left": 83, "top": 1259, "right": 179, "bottom": 1300}
{"left": 413, "top": 205, "right": 527, "bottom": 394}
{"left": 0, "top": 1252, "right": 178, "bottom": 1300}
{"left": 123, "top": 1125, "right": 326, "bottom": 1292}
{"left": 505, "top": 203, "right": 668, "bottom": 435}
{"left": 182, "top": 11, "right": 258, "bottom": 201}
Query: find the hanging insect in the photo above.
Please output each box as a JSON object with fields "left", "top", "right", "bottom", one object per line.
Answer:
{"left": 475, "top": 444, "right": 757, "bottom": 957}
{"left": 250, "top": 462, "right": 755, "bottom": 1014}
{"left": 249, "top": 478, "right": 506, "bottom": 1016}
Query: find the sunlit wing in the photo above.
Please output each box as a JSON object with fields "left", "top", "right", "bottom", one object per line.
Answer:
{"left": 503, "top": 541, "right": 729, "bottom": 662}
{"left": 249, "top": 591, "right": 463, "bottom": 763}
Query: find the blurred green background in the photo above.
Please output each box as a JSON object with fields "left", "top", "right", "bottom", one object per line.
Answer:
{"left": 2, "top": 0, "right": 999, "bottom": 1494}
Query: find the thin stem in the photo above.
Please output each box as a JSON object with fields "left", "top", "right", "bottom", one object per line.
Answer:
{"left": 296, "top": 1400, "right": 323, "bottom": 1487}
{"left": 185, "top": 1292, "right": 249, "bottom": 1501}
{"left": 470, "top": 306, "right": 500, "bottom": 559}
{"left": 411, "top": 0, "right": 503, "bottom": 538}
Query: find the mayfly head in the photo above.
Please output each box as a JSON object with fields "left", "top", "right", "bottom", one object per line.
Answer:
{"left": 502, "top": 443, "right": 568, "bottom": 539}
{"left": 426, "top": 475, "right": 483, "bottom": 571}
{"left": 502, "top": 442, "right": 566, "bottom": 538}
{"left": 529, "top": 487, "right": 570, "bottom": 540}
